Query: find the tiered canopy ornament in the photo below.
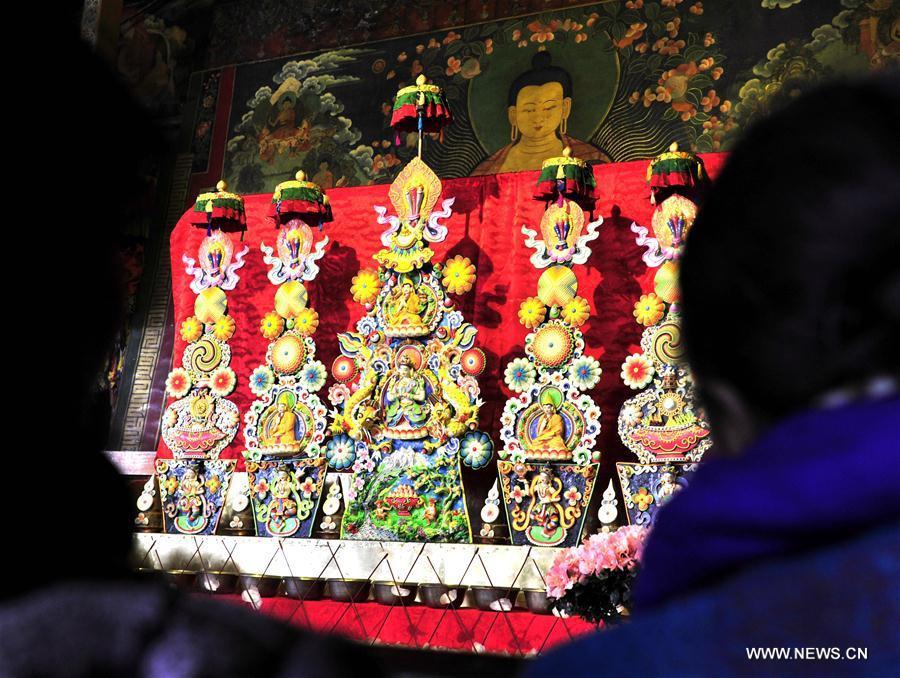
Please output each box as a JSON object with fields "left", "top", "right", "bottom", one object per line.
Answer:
{"left": 242, "top": 174, "right": 333, "bottom": 538}
{"left": 616, "top": 144, "right": 712, "bottom": 527}
{"left": 327, "top": 156, "right": 490, "bottom": 542}
{"left": 534, "top": 147, "right": 597, "bottom": 215}
{"left": 646, "top": 142, "right": 707, "bottom": 204}
{"left": 390, "top": 74, "right": 453, "bottom": 157}
{"left": 191, "top": 179, "right": 247, "bottom": 236}
{"left": 268, "top": 170, "right": 333, "bottom": 228}
{"left": 157, "top": 180, "right": 249, "bottom": 535}
{"left": 495, "top": 148, "right": 603, "bottom": 549}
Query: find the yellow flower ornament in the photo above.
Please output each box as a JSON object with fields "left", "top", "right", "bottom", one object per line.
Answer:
{"left": 518, "top": 297, "right": 547, "bottom": 329}
{"left": 294, "top": 307, "right": 320, "bottom": 336}
{"left": 561, "top": 296, "right": 590, "bottom": 327}
{"left": 180, "top": 316, "right": 203, "bottom": 343}
{"left": 633, "top": 293, "right": 665, "bottom": 326}
{"left": 261, "top": 311, "right": 285, "bottom": 340}
{"left": 351, "top": 269, "right": 382, "bottom": 304}
{"left": 442, "top": 255, "right": 476, "bottom": 295}
{"left": 212, "top": 315, "right": 236, "bottom": 341}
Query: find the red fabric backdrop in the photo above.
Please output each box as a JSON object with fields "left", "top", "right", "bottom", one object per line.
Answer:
{"left": 247, "top": 597, "right": 596, "bottom": 655}
{"left": 161, "top": 155, "right": 726, "bottom": 508}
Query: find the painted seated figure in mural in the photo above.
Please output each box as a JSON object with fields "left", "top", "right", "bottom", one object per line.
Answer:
{"left": 472, "top": 51, "right": 609, "bottom": 175}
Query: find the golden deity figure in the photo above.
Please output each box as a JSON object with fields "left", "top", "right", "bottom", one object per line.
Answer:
{"left": 526, "top": 388, "right": 569, "bottom": 457}
{"left": 386, "top": 281, "right": 426, "bottom": 328}
{"left": 261, "top": 392, "right": 300, "bottom": 450}
{"left": 176, "top": 468, "right": 207, "bottom": 526}
{"left": 512, "top": 467, "right": 578, "bottom": 544}
{"left": 472, "top": 52, "right": 609, "bottom": 175}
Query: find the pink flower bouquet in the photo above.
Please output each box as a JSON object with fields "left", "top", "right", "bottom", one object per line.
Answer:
{"left": 545, "top": 525, "right": 649, "bottom": 625}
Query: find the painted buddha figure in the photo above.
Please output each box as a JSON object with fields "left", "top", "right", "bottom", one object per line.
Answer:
{"left": 471, "top": 51, "right": 609, "bottom": 175}
{"left": 384, "top": 354, "right": 429, "bottom": 431}
{"left": 526, "top": 388, "right": 569, "bottom": 457}
{"left": 261, "top": 392, "right": 300, "bottom": 449}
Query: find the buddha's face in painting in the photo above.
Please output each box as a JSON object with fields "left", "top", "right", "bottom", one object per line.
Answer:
{"left": 508, "top": 82, "right": 572, "bottom": 140}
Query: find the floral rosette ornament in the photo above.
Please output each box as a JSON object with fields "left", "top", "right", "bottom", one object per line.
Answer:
{"left": 497, "top": 188, "right": 604, "bottom": 548}
{"left": 390, "top": 74, "right": 453, "bottom": 153}
{"left": 546, "top": 525, "right": 648, "bottom": 625}
{"left": 618, "top": 146, "right": 712, "bottom": 465}
{"left": 616, "top": 462, "right": 698, "bottom": 529}
{"left": 327, "top": 156, "right": 491, "bottom": 543}
{"left": 162, "top": 185, "right": 247, "bottom": 461}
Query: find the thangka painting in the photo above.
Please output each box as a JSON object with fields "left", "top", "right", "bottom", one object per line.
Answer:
{"left": 616, "top": 461, "right": 698, "bottom": 528}
{"left": 190, "top": 0, "right": 897, "bottom": 192}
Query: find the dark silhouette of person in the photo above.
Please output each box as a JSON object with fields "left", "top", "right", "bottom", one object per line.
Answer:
{"left": 528, "top": 74, "right": 900, "bottom": 675}
{"left": 0, "top": 16, "right": 377, "bottom": 678}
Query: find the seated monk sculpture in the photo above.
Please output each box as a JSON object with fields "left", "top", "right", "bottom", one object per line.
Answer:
{"left": 471, "top": 51, "right": 609, "bottom": 175}
{"left": 262, "top": 396, "right": 299, "bottom": 448}
{"left": 526, "top": 389, "right": 569, "bottom": 457}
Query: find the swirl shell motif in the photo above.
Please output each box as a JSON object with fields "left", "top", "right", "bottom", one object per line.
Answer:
{"left": 651, "top": 322, "right": 685, "bottom": 366}
{"left": 188, "top": 338, "right": 223, "bottom": 374}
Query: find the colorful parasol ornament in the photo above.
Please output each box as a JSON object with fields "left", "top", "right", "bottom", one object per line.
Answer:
{"left": 192, "top": 180, "right": 246, "bottom": 235}
{"left": 535, "top": 147, "right": 597, "bottom": 214}
{"left": 646, "top": 142, "right": 707, "bottom": 202}
{"left": 390, "top": 74, "right": 453, "bottom": 156}
{"left": 269, "top": 170, "right": 333, "bottom": 228}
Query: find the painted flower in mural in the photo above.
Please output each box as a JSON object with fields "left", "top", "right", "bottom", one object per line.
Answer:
{"left": 299, "top": 360, "right": 327, "bottom": 392}
{"left": 212, "top": 315, "right": 236, "bottom": 342}
{"left": 622, "top": 354, "right": 654, "bottom": 390}
{"left": 210, "top": 366, "right": 237, "bottom": 397}
{"left": 205, "top": 476, "right": 221, "bottom": 494}
{"left": 164, "top": 476, "right": 179, "bottom": 495}
{"left": 633, "top": 293, "right": 665, "bottom": 326}
{"left": 166, "top": 368, "right": 191, "bottom": 399}
{"left": 568, "top": 355, "right": 603, "bottom": 391}
{"left": 261, "top": 312, "right": 284, "bottom": 340}
{"left": 180, "top": 316, "right": 203, "bottom": 343}
{"left": 253, "top": 478, "right": 269, "bottom": 500}
{"left": 561, "top": 296, "right": 590, "bottom": 327}
{"left": 326, "top": 434, "right": 357, "bottom": 470}
{"left": 460, "top": 431, "right": 494, "bottom": 470}
{"left": 564, "top": 486, "right": 582, "bottom": 507}
{"left": 294, "top": 308, "right": 319, "bottom": 336}
{"left": 633, "top": 487, "right": 655, "bottom": 511}
{"left": 442, "top": 256, "right": 476, "bottom": 294}
{"left": 298, "top": 476, "right": 316, "bottom": 497}
{"left": 510, "top": 484, "right": 526, "bottom": 504}
{"left": 518, "top": 297, "right": 547, "bottom": 329}
{"left": 351, "top": 269, "right": 382, "bottom": 305}
{"left": 504, "top": 358, "right": 536, "bottom": 393}
{"left": 249, "top": 366, "right": 275, "bottom": 397}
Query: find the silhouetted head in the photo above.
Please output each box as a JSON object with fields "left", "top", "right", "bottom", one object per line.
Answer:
{"left": 680, "top": 74, "right": 900, "bottom": 454}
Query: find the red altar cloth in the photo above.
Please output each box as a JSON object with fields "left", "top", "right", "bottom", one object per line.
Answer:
{"left": 160, "top": 155, "right": 726, "bottom": 471}
{"left": 222, "top": 596, "right": 597, "bottom": 655}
